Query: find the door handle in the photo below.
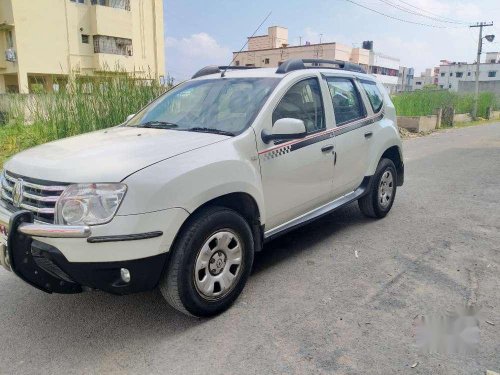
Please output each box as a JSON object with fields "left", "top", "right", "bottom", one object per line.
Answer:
{"left": 364, "top": 131, "right": 373, "bottom": 138}
{"left": 321, "top": 145, "right": 334, "bottom": 153}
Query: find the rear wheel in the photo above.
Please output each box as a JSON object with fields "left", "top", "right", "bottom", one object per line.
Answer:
{"left": 160, "top": 206, "right": 254, "bottom": 317}
{"left": 358, "top": 158, "right": 397, "bottom": 218}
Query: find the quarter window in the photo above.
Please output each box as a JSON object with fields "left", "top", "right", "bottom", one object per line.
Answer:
{"left": 326, "top": 78, "right": 365, "bottom": 125}
{"left": 360, "top": 80, "right": 384, "bottom": 113}
{"left": 273, "top": 78, "right": 325, "bottom": 133}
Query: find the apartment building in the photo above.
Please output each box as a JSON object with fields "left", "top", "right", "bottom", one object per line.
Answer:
{"left": 397, "top": 66, "right": 414, "bottom": 92}
{"left": 0, "top": 0, "right": 165, "bottom": 93}
{"left": 437, "top": 53, "right": 500, "bottom": 93}
{"left": 412, "top": 67, "right": 440, "bottom": 90}
{"left": 233, "top": 27, "right": 401, "bottom": 93}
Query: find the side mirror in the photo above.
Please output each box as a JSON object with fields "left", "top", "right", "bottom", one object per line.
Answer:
{"left": 126, "top": 114, "right": 135, "bottom": 122}
{"left": 261, "top": 118, "right": 307, "bottom": 144}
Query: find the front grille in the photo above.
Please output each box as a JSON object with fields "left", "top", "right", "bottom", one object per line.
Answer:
{"left": 0, "top": 171, "right": 67, "bottom": 223}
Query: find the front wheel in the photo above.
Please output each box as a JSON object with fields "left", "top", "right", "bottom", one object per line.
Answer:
{"left": 358, "top": 158, "right": 397, "bottom": 218}
{"left": 160, "top": 206, "right": 254, "bottom": 317}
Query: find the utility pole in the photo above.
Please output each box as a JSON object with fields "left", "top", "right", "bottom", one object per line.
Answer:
{"left": 470, "top": 22, "right": 494, "bottom": 119}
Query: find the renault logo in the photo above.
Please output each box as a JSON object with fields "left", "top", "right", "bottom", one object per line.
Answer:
{"left": 12, "top": 179, "right": 24, "bottom": 208}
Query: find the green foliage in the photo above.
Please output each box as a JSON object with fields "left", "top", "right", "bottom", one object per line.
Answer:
{"left": 0, "top": 73, "right": 168, "bottom": 167}
{"left": 392, "top": 90, "right": 499, "bottom": 118}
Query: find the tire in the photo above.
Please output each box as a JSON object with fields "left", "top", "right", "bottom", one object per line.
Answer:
{"left": 358, "top": 158, "right": 397, "bottom": 219}
{"left": 160, "top": 206, "right": 254, "bottom": 317}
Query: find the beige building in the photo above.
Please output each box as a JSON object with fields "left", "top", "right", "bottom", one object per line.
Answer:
{"left": 0, "top": 0, "right": 165, "bottom": 93}
{"left": 234, "top": 27, "right": 400, "bottom": 92}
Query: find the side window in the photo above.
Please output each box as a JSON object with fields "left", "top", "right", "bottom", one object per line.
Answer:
{"left": 272, "top": 78, "right": 325, "bottom": 133}
{"left": 360, "top": 80, "right": 384, "bottom": 113}
{"left": 326, "top": 78, "right": 365, "bottom": 126}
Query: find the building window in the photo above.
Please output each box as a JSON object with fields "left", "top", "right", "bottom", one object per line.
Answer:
{"left": 456, "top": 72, "right": 463, "bottom": 78}
{"left": 93, "top": 35, "right": 132, "bottom": 56}
{"left": 234, "top": 61, "right": 240, "bottom": 66}
{"left": 449, "top": 73, "right": 453, "bottom": 76}
{"left": 449, "top": 84, "right": 452, "bottom": 88}
{"left": 416, "top": 82, "right": 422, "bottom": 85}
{"left": 488, "top": 71, "right": 497, "bottom": 78}
{"left": 90, "top": 0, "right": 130, "bottom": 10}
{"left": 264, "top": 58, "right": 270, "bottom": 65}
{"left": 6, "top": 30, "right": 13, "bottom": 48}
{"left": 81, "top": 34, "right": 90, "bottom": 44}
{"left": 468, "top": 72, "right": 471, "bottom": 76}
{"left": 70, "top": 0, "right": 85, "bottom": 3}
{"left": 440, "top": 72, "right": 445, "bottom": 77}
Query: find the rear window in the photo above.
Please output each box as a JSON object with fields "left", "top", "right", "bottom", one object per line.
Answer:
{"left": 360, "top": 80, "right": 384, "bottom": 113}
{"left": 326, "top": 77, "right": 366, "bottom": 125}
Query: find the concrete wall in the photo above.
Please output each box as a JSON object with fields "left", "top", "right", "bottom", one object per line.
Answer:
{"left": 397, "top": 115, "right": 438, "bottom": 132}
{"left": 453, "top": 113, "right": 472, "bottom": 123}
{"left": 457, "top": 80, "right": 500, "bottom": 95}
{"left": 489, "top": 110, "right": 500, "bottom": 120}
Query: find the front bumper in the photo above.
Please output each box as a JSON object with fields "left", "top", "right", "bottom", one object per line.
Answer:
{"left": 0, "top": 210, "right": 172, "bottom": 295}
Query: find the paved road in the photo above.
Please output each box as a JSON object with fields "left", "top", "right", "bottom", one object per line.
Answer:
{"left": 1, "top": 123, "right": 499, "bottom": 375}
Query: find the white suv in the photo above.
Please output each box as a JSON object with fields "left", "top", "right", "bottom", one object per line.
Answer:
{"left": 0, "top": 59, "right": 404, "bottom": 317}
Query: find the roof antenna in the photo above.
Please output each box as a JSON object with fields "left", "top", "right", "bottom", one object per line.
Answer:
{"left": 221, "top": 11, "right": 272, "bottom": 77}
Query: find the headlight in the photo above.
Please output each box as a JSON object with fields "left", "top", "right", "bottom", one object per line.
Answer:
{"left": 55, "top": 183, "right": 127, "bottom": 226}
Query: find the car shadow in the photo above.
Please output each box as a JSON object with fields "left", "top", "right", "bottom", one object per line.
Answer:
{"left": 253, "top": 202, "right": 371, "bottom": 274}
{"left": 0, "top": 202, "right": 373, "bottom": 361}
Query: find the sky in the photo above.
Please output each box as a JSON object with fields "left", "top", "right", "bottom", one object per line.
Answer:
{"left": 163, "top": 0, "right": 500, "bottom": 82}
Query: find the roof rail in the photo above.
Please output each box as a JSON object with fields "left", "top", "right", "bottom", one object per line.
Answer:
{"left": 276, "top": 59, "right": 366, "bottom": 74}
{"left": 192, "top": 65, "right": 258, "bottom": 79}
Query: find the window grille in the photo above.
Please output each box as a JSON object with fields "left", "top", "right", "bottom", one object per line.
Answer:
{"left": 90, "top": 0, "right": 130, "bottom": 11}
{"left": 94, "top": 35, "right": 133, "bottom": 56}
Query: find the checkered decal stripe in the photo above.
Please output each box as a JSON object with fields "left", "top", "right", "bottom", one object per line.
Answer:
{"left": 261, "top": 145, "right": 291, "bottom": 160}
{"left": 259, "top": 111, "right": 385, "bottom": 161}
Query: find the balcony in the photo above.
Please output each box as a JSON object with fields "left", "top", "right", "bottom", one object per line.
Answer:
{"left": 90, "top": 2, "right": 132, "bottom": 39}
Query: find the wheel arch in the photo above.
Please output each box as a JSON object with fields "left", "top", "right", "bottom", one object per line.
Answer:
{"left": 173, "top": 191, "right": 264, "bottom": 255}
{"left": 380, "top": 145, "right": 404, "bottom": 186}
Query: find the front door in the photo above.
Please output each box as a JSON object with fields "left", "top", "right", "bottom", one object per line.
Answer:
{"left": 258, "top": 77, "right": 336, "bottom": 231}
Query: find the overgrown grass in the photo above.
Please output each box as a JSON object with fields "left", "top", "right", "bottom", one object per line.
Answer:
{"left": 0, "top": 73, "right": 168, "bottom": 167}
{"left": 392, "top": 90, "right": 499, "bottom": 118}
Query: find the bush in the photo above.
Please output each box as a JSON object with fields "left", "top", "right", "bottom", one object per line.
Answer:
{"left": 0, "top": 72, "right": 169, "bottom": 167}
{"left": 392, "top": 90, "right": 499, "bottom": 118}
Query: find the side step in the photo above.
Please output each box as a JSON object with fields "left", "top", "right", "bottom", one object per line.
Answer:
{"left": 263, "top": 176, "right": 372, "bottom": 242}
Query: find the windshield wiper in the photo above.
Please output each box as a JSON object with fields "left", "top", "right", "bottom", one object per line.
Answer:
{"left": 134, "top": 121, "right": 179, "bottom": 129}
{"left": 189, "top": 127, "right": 235, "bottom": 136}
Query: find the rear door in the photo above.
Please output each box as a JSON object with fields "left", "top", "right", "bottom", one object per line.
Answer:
{"left": 324, "top": 76, "right": 376, "bottom": 197}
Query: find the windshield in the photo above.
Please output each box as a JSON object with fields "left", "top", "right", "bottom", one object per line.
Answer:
{"left": 127, "top": 78, "right": 281, "bottom": 135}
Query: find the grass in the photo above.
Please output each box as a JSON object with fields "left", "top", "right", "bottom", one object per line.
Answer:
{"left": 0, "top": 73, "right": 168, "bottom": 167}
{"left": 392, "top": 90, "right": 499, "bottom": 118}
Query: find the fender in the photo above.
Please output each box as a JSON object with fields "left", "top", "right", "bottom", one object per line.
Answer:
{"left": 365, "top": 122, "right": 403, "bottom": 176}
{"left": 118, "top": 134, "right": 267, "bottom": 224}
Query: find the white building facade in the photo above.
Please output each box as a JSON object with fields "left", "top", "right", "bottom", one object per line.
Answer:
{"left": 437, "top": 53, "right": 500, "bottom": 93}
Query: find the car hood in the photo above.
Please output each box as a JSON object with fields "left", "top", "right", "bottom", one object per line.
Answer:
{"left": 4, "top": 126, "right": 229, "bottom": 182}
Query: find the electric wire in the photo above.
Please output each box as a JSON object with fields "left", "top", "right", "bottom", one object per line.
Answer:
{"left": 396, "top": 0, "right": 471, "bottom": 25}
{"left": 377, "top": 0, "right": 469, "bottom": 25}
{"left": 344, "top": 0, "right": 466, "bottom": 29}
